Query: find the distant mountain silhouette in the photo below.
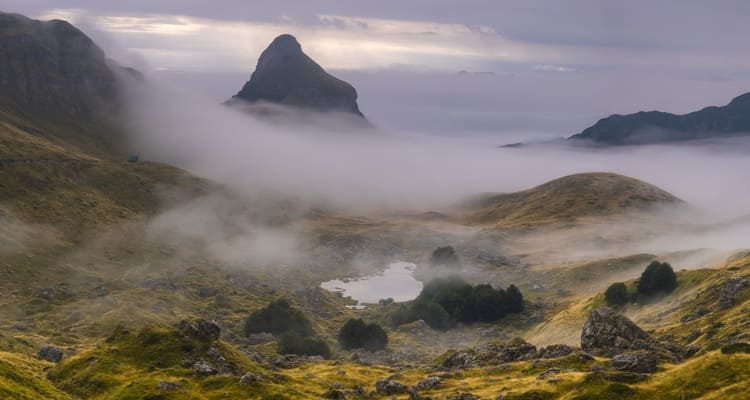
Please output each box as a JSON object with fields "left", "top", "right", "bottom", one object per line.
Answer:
{"left": 569, "top": 92, "right": 750, "bottom": 145}
{"left": 229, "top": 34, "right": 364, "bottom": 117}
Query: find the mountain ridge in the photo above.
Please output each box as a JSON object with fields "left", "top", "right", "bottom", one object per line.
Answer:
{"left": 569, "top": 91, "right": 750, "bottom": 145}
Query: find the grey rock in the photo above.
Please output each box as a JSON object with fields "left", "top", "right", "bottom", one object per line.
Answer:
{"left": 609, "top": 350, "right": 658, "bottom": 373}
{"left": 415, "top": 376, "right": 442, "bottom": 390}
{"left": 156, "top": 381, "right": 181, "bottom": 390}
{"left": 375, "top": 379, "right": 409, "bottom": 395}
{"left": 239, "top": 372, "right": 262, "bottom": 385}
{"left": 38, "top": 345, "right": 63, "bottom": 363}
{"left": 537, "top": 344, "right": 574, "bottom": 358}
{"left": 581, "top": 307, "right": 653, "bottom": 356}
{"left": 192, "top": 361, "right": 217, "bottom": 376}
{"left": 179, "top": 319, "right": 220, "bottom": 340}
{"left": 718, "top": 276, "right": 750, "bottom": 309}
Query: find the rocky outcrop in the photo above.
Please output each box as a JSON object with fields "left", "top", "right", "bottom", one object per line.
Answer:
{"left": 609, "top": 350, "right": 658, "bottom": 373}
{"left": 0, "top": 12, "right": 118, "bottom": 117}
{"left": 440, "top": 338, "right": 576, "bottom": 370}
{"left": 375, "top": 379, "right": 410, "bottom": 395}
{"left": 178, "top": 319, "right": 221, "bottom": 340}
{"left": 581, "top": 307, "right": 653, "bottom": 356}
{"left": 229, "top": 34, "right": 364, "bottom": 117}
{"left": 718, "top": 275, "right": 750, "bottom": 309}
{"left": 581, "top": 307, "right": 695, "bottom": 364}
{"left": 38, "top": 345, "right": 63, "bottom": 363}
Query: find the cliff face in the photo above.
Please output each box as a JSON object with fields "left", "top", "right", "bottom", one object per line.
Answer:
{"left": 570, "top": 91, "right": 750, "bottom": 145}
{"left": 0, "top": 12, "right": 117, "bottom": 118}
{"left": 231, "top": 34, "right": 364, "bottom": 117}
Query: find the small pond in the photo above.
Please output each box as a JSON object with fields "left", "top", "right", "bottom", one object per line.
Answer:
{"left": 320, "top": 261, "right": 423, "bottom": 308}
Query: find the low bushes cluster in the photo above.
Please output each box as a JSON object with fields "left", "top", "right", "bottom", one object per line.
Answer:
{"left": 337, "top": 319, "right": 388, "bottom": 351}
{"left": 391, "top": 276, "right": 524, "bottom": 330}
{"left": 244, "top": 299, "right": 331, "bottom": 358}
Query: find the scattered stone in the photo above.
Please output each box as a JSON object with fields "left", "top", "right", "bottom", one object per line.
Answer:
{"left": 38, "top": 345, "right": 63, "bottom": 363}
{"left": 537, "top": 368, "right": 561, "bottom": 380}
{"left": 273, "top": 354, "right": 304, "bottom": 369}
{"left": 179, "top": 319, "right": 221, "bottom": 340}
{"left": 609, "top": 350, "right": 658, "bottom": 373}
{"left": 192, "top": 361, "right": 217, "bottom": 376}
{"left": 375, "top": 379, "right": 409, "bottom": 395}
{"left": 156, "top": 381, "right": 181, "bottom": 391}
{"left": 718, "top": 276, "right": 750, "bottom": 309}
{"left": 441, "top": 352, "right": 475, "bottom": 370}
{"left": 239, "top": 372, "right": 262, "bottom": 384}
{"left": 416, "top": 376, "right": 442, "bottom": 390}
{"left": 537, "top": 344, "right": 574, "bottom": 358}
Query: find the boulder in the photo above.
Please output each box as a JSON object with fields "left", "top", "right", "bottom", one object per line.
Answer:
{"left": 375, "top": 379, "right": 410, "bottom": 395}
{"left": 156, "top": 381, "right": 181, "bottom": 390}
{"left": 581, "top": 307, "right": 652, "bottom": 356}
{"left": 38, "top": 345, "right": 63, "bottom": 363}
{"left": 537, "top": 344, "right": 574, "bottom": 359}
{"left": 416, "top": 376, "right": 442, "bottom": 390}
{"left": 239, "top": 372, "right": 262, "bottom": 385}
{"left": 192, "top": 361, "right": 217, "bottom": 376}
{"left": 609, "top": 350, "right": 658, "bottom": 373}
{"left": 179, "top": 319, "right": 220, "bottom": 340}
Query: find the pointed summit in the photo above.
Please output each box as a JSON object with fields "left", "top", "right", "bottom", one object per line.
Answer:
{"left": 231, "top": 34, "right": 364, "bottom": 117}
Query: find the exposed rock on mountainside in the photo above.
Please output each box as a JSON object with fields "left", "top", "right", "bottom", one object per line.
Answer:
{"left": 466, "top": 172, "right": 682, "bottom": 226}
{"left": 581, "top": 307, "right": 653, "bottom": 357}
{"left": 569, "top": 91, "right": 750, "bottom": 145}
{"left": 0, "top": 12, "right": 117, "bottom": 118}
{"left": 229, "top": 34, "right": 364, "bottom": 117}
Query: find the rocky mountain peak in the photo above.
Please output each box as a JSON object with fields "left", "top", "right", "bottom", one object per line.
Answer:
{"left": 230, "top": 34, "right": 364, "bottom": 117}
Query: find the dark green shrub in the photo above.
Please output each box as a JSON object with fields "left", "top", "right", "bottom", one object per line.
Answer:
{"left": 337, "top": 319, "right": 388, "bottom": 351}
{"left": 430, "top": 246, "right": 462, "bottom": 268}
{"left": 277, "top": 331, "right": 331, "bottom": 358}
{"left": 244, "top": 299, "right": 314, "bottom": 337}
{"left": 721, "top": 342, "right": 750, "bottom": 354}
{"left": 636, "top": 261, "right": 677, "bottom": 297}
{"left": 391, "top": 276, "right": 524, "bottom": 330}
{"left": 604, "top": 282, "right": 628, "bottom": 306}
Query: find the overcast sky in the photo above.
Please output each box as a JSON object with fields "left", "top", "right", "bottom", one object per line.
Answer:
{"left": 4, "top": 0, "right": 750, "bottom": 136}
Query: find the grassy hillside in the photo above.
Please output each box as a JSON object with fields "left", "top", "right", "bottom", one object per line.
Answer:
{"left": 465, "top": 173, "right": 682, "bottom": 227}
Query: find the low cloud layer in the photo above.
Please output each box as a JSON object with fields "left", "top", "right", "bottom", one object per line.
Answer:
{"left": 122, "top": 75, "right": 750, "bottom": 221}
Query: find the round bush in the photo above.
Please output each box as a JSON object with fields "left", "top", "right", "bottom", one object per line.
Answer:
{"left": 604, "top": 282, "right": 629, "bottom": 306}
{"left": 636, "top": 261, "right": 677, "bottom": 297}
{"left": 338, "top": 319, "right": 388, "bottom": 351}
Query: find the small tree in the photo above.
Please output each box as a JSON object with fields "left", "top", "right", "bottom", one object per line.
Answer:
{"left": 277, "top": 332, "right": 331, "bottom": 358}
{"left": 430, "top": 246, "right": 462, "bottom": 269}
{"left": 604, "top": 282, "right": 628, "bottom": 306}
{"left": 637, "top": 261, "right": 677, "bottom": 297}
{"left": 505, "top": 284, "right": 524, "bottom": 314}
{"left": 338, "top": 319, "right": 388, "bottom": 351}
{"left": 244, "top": 298, "right": 314, "bottom": 337}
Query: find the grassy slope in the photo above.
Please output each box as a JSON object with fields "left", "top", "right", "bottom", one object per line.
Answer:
{"left": 465, "top": 172, "right": 682, "bottom": 227}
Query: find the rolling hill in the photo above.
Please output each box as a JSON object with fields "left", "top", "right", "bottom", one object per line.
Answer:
{"left": 465, "top": 172, "right": 683, "bottom": 226}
